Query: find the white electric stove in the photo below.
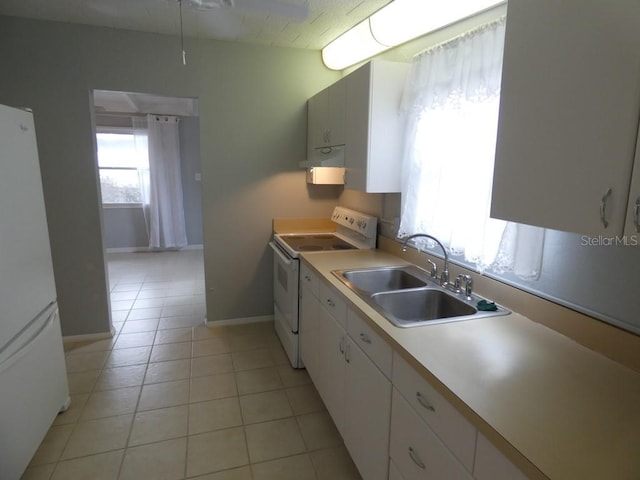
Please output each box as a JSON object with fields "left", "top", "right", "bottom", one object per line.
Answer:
{"left": 269, "top": 207, "right": 378, "bottom": 368}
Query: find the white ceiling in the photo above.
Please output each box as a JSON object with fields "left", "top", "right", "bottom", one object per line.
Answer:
{"left": 93, "top": 90, "right": 199, "bottom": 116}
{"left": 0, "top": 0, "right": 391, "bottom": 50}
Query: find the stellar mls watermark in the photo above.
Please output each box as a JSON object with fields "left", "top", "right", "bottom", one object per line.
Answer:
{"left": 581, "top": 235, "right": 639, "bottom": 246}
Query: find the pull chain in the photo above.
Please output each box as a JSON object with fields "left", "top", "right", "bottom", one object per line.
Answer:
{"left": 179, "top": 0, "right": 187, "bottom": 65}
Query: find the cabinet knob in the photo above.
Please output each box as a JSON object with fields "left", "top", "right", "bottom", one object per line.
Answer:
{"left": 359, "top": 332, "right": 372, "bottom": 344}
{"left": 634, "top": 196, "right": 640, "bottom": 233}
{"left": 416, "top": 391, "right": 435, "bottom": 412}
{"left": 326, "top": 299, "right": 335, "bottom": 308}
{"left": 408, "top": 446, "right": 426, "bottom": 469}
{"left": 600, "top": 187, "right": 612, "bottom": 228}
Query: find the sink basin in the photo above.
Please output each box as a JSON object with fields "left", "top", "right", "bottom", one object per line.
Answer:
{"left": 333, "top": 266, "right": 428, "bottom": 295}
{"left": 331, "top": 266, "right": 510, "bottom": 328}
{"left": 371, "top": 288, "right": 477, "bottom": 327}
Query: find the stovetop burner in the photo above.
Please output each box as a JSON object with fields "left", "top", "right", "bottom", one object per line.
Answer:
{"left": 298, "top": 245, "right": 324, "bottom": 251}
{"left": 277, "top": 233, "right": 357, "bottom": 252}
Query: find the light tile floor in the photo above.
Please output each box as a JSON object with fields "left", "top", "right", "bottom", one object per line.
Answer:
{"left": 21, "top": 251, "right": 361, "bottom": 480}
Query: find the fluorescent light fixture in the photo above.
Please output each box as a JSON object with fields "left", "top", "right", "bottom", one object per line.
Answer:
{"left": 322, "top": 0, "right": 504, "bottom": 70}
{"left": 322, "top": 19, "right": 388, "bottom": 71}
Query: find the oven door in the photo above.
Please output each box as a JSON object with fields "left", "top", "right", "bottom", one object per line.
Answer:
{"left": 269, "top": 241, "right": 299, "bottom": 334}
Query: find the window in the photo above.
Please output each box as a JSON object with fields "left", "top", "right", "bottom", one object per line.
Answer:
{"left": 399, "top": 18, "right": 544, "bottom": 279}
{"left": 96, "top": 129, "right": 148, "bottom": 204}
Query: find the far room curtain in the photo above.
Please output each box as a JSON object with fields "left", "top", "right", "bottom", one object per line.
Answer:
{"left": 133, "top": 115, "right": 188, "bottom": 250}
{"left": 398, "top": 17, "right": 545, "bottom": 279}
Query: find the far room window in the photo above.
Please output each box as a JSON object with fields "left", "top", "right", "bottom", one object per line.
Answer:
{"left": 96, "top": 128, "right": 148, "bottom": 204}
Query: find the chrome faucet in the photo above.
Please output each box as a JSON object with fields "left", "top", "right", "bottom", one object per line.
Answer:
{"left": 400, "top": 233, "right": 449, "bottom": 286}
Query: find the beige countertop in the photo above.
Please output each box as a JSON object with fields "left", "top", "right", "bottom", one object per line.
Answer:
{"left": 300, "top": 249, "right": 640, "bottom": 480}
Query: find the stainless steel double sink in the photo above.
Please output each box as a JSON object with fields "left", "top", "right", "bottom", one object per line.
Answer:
{"left": 332, "top": 265, "right": 510, "bottom": 328}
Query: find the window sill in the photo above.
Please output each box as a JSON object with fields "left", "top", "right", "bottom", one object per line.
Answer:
{"left": 102, "top": 203, "right": 145, "bottom": 209}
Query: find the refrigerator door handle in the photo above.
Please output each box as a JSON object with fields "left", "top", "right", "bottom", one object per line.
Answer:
{"left": 0, "top": 303, "right": 57, "bottom": 374}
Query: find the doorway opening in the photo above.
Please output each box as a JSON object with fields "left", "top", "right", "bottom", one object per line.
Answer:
{"left": 92, "top": 89, "right": 206, "bottom": 333}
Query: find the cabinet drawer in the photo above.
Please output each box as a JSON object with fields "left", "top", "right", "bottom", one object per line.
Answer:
{"left": 319, "top": 280, "right": 347, "bottom": 327}
{"left": 392, "top": 352, "right": 476, "bottom": 471}
{"left": 347, "top": 307, "right": 392, "bottom": 379}
{"left": 300, "top": 262, "right": 319, "bottom": 298}
{"left": 390, "top": 389, "right": 473, "bottom": 480}
{"left": 474, "top": 432, "right": 528, "bottom": 480}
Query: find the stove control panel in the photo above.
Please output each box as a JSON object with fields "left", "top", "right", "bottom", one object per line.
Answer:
{"left": 331, "top": 207, "right": 378, "bottom": 242}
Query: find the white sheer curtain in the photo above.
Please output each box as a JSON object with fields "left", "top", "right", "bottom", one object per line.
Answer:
{"left": 398, "top": 17, "right": 544, "bottom": 279}
{"left": 132, "top": 115, "right": 188, "bottom": 250}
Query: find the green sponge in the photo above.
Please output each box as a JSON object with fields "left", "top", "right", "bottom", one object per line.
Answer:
{"left": 477, "top": 299, "right": 498, "bottom": 311}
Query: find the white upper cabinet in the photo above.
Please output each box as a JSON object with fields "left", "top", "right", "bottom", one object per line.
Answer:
{"left": 345, "top": 60, "right": 409, "bottom": 193}
{"left": 490, "top": 0, "right": 640, "bottom": 236}
{"left": 307, "top": 79, "right": 346, "bottom": 158}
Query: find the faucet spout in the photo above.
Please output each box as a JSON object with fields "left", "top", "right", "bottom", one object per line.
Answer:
{"left": 400, "top": 233, "right": 449, "bottom": 286}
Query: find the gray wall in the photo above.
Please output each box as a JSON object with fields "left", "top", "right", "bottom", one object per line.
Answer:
{"left": 102, "top": 207, "right": 149, "bottom": 249}
{"left": 180, "top": 116, "right": 203, "bottom": 245}
{"left": 0, "top": 15, "right": 341, "bottom": 335}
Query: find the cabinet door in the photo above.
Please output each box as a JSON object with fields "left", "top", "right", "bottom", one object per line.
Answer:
{"left": 317, "top": 306, "right": 347, "bottom": 435}
{"left": 344, "top": 338, "right": 392, "bottom": 480}
{"left": 345, "top": 60, "right": 408, "bottom": 193}
{"left": 308, "top": 88, "right": 329, "bottom": 152}
{"left": 491, "top": 0, "right": 640, "bottom": 236}
{"left": 624, "top": 129, "right": 640, "bottom": 236}
{"left": 299, "top": 284, "right": 319, "bottom": 383}
{"left": 345, "top": 62, "right": 371, "bottom": 192}
{"left": 327, "top": 80, "right": 346, "bottom": 147}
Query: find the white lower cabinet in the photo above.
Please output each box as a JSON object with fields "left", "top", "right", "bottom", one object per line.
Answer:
{"left": 473, "top": 433, "right": 528, "bottom": 480}
{"left": 300, "top": 262, "right": 530, "bottom": 480}
{"left": 317, "top": 304, "right": 347, "bottom": 433}
{"left": 392, "top": 353, "right": 476, "bottom": 471}
{"left": 314, "top": 276, "right": 392, "bottom": 480}
{"left": 344, "top": 308, "right": 392, "bottom": 480}
{"left": 390, "top": 389, "right": 473, "bottom": 480}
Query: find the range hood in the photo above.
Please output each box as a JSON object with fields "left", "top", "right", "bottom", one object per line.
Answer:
{"left": 299, "top": 145, "right": 345, "bottom": 168}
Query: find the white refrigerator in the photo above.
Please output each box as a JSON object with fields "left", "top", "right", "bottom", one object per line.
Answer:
{"left": 0, "top": 104, "right": 70, "bottom": 479}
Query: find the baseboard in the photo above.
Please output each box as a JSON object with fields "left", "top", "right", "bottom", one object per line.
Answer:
{"left": 106, "top": 244, "right": 204, "bottom": 253}
{"left": 63, "top": 329, "right": 114, "bottom": 344}
{"left": 205, "top": 315, "right": 274, "bottom": 327}
{"left": 106, "top": 247, "right": 148, "bottom": 253}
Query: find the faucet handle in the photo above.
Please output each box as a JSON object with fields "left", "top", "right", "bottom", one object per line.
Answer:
{"left": 454, "top": 274, "right": 463, "bottom": 293}
{"left": 461, "top": 274, "right": 473, "bottom": 297}
{"left": 426, "top": 259, "right": 438, "bottom": 279}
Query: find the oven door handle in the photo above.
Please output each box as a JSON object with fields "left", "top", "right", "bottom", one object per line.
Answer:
{"left": 269, "top": 241, "right": 293, "bottom": 266}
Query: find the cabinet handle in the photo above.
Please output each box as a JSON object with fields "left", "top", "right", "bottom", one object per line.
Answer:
{"left": 345, "top": 342, "right": 351, "bottom": 363}
{"left": 339, "top": 336, "right": 344, "bottom": 355}
{"left": 408, "top": 446, "right": 426, "bottom": 469}
{"left": 416, "top": 391, "right": 435, "bottom": 412}
{"left": 600, "top": 188, "right": 612, "bottom": 228}
{"left": 359, "top": 332, "right": 372, "bottom": 344}
{"left": 634, "top": 197, "right": 640, "bottom": 233}
{"left": 326, "top": 298, "right": 335, "bottom": 308}
{"left": 304, "top": 275, "right": 311, "bottom": 282}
